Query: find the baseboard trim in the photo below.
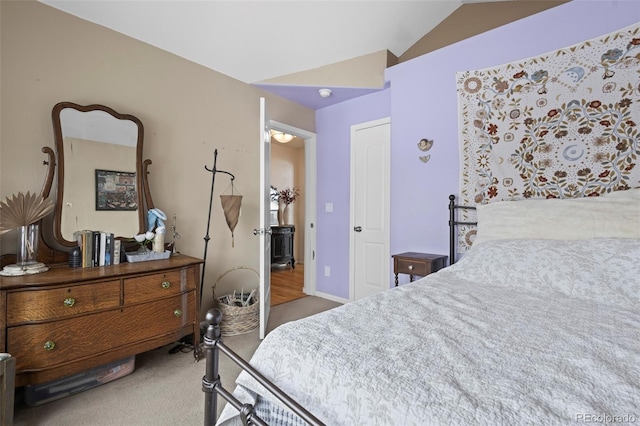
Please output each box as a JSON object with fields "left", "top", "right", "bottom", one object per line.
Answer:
{"left": 313, "top": 291, "right": 349, "bottom": 304}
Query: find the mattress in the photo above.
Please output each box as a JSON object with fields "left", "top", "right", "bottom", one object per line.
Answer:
{"left": 218, "top": 238, "right": 640, "bottom": 425}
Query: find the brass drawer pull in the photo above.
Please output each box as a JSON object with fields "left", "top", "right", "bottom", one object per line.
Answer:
{"left": 174, "top": 309, "right": 182, "bottom": 317}
{"left": 408, "top": 265, "right": 414, "bottom": 271}
{"left": 63, "top": 297, "right": 76, "bottom": 307}
{"left": 44, "top": 341, "right": 56, "bottom": 351}
{"left": 161, "top": 281, "right": 171, "bottom": 289}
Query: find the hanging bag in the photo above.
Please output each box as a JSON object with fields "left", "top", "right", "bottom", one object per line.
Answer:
{"left": 220, "top": 181, "right": 242, "bottom": 247}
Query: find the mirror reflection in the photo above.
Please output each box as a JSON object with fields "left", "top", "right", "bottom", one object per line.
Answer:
{"left": 52, "top": 102, "right": 145, "bottom": 248}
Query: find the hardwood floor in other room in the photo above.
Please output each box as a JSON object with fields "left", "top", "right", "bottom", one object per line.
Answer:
{"left": 271, "top": 263, "right": 305, "bottom": 306}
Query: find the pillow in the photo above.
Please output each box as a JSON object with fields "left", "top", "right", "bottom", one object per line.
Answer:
{"left": 449, "top": 238, "right": 640, "bottom": 307}
{"left": 474, "top": 188, "right": 640, "bottom": 246}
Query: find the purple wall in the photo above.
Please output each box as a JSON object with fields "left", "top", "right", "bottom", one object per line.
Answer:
{"left": 316, "top": 0, "right": 640, "bottom": 297}
{"left": 315, "top": 90, "right": 391, "bottom": 298}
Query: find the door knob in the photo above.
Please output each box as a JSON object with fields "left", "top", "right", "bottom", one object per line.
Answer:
{"left": 354, "top": 226, "right": 362, "bottom": 232}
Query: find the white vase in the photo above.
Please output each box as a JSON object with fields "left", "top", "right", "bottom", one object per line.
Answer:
{"left": 16, "top": 224, "right": 39, "bottom": 265}
{"left": 277, "top": 203, "right": 285, "bottom": 226}
{"left": 283, "top": 204, "right": 293, "bottom": 225}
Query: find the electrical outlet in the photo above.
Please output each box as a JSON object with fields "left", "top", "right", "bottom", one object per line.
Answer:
{"left": 324, "top": 266, "right": 331, "bottom": 277}
{"left": 325, "top": 203, "right": 333, "bottom": 212}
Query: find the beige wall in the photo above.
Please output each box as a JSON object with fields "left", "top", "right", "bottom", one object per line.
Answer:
{"left": 0, "top": 1, "right": 315, "bottom": 311}
{"left": 399, "top": 0, "right": 569, "bottom": 63}
{"left": 261, "top": 50, "right": 396, "bottom": 89}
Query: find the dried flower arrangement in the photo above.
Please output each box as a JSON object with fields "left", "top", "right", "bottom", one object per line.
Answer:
{"left": 0, "top": 192, "right": 54, "bottom": 235}
{"left": 270, "top": 185, "right": 280, "bottom": 202}
{"left": 278, "top": 187, "right": 299, "bottom": 205}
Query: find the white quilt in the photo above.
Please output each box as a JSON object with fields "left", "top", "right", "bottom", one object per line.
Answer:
{"left": 218, "top": 238, "right": 640, "bottom": 425}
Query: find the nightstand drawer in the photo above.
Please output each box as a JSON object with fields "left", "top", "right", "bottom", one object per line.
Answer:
{"left": 394, "top": 258, "right": 431, "bottom": 276}
{"left": 392, "top": 252, "right": 447, "bottom": 286}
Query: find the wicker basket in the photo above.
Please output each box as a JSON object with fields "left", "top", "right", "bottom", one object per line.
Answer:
{"left": 212, "top": 267, "right": 260, "bottom": 336}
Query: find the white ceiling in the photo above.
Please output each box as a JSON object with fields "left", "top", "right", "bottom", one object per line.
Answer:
{"left": 39, "top": 0, "right": 466, "bottom": 84}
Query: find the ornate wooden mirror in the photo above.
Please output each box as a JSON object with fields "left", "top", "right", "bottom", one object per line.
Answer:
{"left": 51, "top": 102, "right": 148, "bottom": 248}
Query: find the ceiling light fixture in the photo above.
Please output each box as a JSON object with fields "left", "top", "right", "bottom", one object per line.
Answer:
{"left": 318, "top": 88, "right": 332, "bottom": 98}
{"left": 272, "top": 131, "right": 294, "bottom": 143}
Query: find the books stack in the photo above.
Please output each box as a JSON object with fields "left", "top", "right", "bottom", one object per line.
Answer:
{"left": 72, "top": 230, "right": 122, "bottom": 268}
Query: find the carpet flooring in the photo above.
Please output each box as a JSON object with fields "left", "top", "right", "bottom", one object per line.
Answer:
{"left": 12, "top": 296, "right": 341, "bottom": 426}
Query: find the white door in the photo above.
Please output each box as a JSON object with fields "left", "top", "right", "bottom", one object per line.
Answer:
{"left": 350, "top": 118, "right": 391, "bottom": 301}
{"left": 258, "top": 97, "right": 271, "bottom": 339}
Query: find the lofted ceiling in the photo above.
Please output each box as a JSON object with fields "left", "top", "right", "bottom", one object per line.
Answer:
{"left": 38, "top": 1, "right": 562, "bottom": 110}
{"left": 38, "top": 0, "right": 470, "bottom": 84}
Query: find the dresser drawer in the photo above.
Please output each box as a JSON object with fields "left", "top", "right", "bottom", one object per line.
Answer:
{"left": 124, "top": 268, "right": 195, "bottom": 304}
{"left": 6, "top": 281, "right": 121, "bottom": 325}
{"left": 7, "top": 292, "right": 196, "bottom": 371}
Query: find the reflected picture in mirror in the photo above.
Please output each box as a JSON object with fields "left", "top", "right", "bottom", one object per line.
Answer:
{"left": 95, "top": 169, "right": 138, "bottom": 211}
{"left": 52, "top": 102, "right": 146, "bottom": 248}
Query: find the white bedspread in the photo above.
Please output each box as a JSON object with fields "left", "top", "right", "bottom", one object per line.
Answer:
{"left": 218, "top": 238, "right": 640, "bottom": 425}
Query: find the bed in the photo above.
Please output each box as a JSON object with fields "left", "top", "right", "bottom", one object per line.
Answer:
{"left": 202, "top": 189, "right": 640, "bottom": 426}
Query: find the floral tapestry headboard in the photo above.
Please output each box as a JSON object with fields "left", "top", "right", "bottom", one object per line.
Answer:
{"left": 455, "top": 22, "right": 640, "bottom": 253}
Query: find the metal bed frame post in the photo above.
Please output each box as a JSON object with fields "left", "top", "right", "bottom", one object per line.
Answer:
{"left": 202, "top": 309, "right": 222, "bottom": 426}
{"left": 448, "top": 194, "right": 476, "bottom": 265}
{"left": 448, "top": 195, "right": 457, "bottom": 265}
{"left": 203, "top": 309, "right": 266, "bottom": 425}
{"left": 202, "top": 308, "right": 325, "bottom": 426}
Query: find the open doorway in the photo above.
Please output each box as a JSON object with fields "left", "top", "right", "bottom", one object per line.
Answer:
{"left": 268, "top": 123, "right": 316, "bottom": 305}
{"left": 269, "top": 180, "right": 305, "bottom": 305}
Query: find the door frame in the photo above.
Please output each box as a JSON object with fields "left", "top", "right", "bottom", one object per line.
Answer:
{"left": 269, "top": 120, "right": 317, "bottom": 296}
{"left": 348, "top": 117, "right": 391, "bottom": 301}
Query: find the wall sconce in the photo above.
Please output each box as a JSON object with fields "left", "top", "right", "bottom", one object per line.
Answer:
{"left": 271, "top": 130, "right": 294, "bottom": 143}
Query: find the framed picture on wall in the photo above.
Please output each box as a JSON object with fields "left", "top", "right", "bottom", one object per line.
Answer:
{"left": 95, "top": 169, "right": 138, "bottom": 211}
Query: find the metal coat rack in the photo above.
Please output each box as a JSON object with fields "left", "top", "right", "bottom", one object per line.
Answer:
{"left": 201, "top": 149, "right": 235, "bottom": 310}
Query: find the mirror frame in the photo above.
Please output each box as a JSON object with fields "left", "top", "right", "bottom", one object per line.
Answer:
{"left": 51, "top": 102, "right": 146, "bottom": 248}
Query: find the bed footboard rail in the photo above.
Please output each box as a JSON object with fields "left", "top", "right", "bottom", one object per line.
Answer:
{"left": 202, "top": 309, "right": 325, "bottom": 426}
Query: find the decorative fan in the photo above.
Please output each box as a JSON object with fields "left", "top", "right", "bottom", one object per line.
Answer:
{"left": 0, "top": 191, "right": 54, "bottom": 236}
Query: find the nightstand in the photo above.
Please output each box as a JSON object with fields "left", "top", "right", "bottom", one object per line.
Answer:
{"left": 392, "top": 252, "right": 447, "bottom": 286}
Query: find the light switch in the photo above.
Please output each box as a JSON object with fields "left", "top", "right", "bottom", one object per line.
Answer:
{"left": 325, "top": 203, "right": 333, "bottom": 212}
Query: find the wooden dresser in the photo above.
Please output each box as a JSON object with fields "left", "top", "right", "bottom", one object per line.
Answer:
{"left": 0, "top": 255, "right": 202, "bottom": 388}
